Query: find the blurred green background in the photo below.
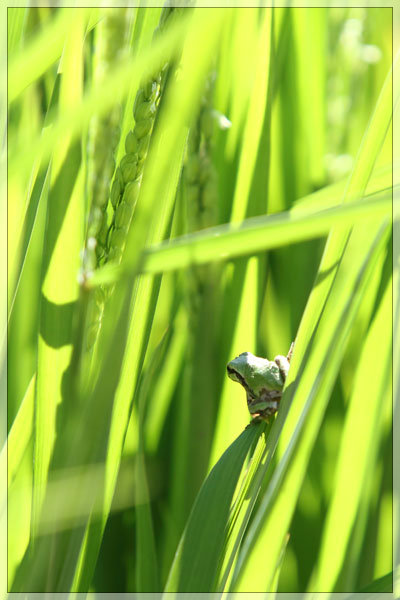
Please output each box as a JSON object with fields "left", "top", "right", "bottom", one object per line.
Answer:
{"left": 6, "top": 5, "right": 393, "bottom": 594}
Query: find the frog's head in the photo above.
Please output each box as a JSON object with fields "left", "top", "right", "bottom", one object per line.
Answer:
{"left": 227, "top": 352, "right": 255, "bottom": 386}
{"left": 227, "top": 352, "right": 283, "bottom": 395}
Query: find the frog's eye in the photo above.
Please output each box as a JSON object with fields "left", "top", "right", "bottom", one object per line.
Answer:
{"left": 227, "top": 365, "right": 238, "bottom": 378}
{"left": 227, "top": 366, "right": 245, "bottom": 386}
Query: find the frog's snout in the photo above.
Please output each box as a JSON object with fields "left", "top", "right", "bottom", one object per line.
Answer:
{"left": 227, "top": 363, "right": 235, "bottom": 376}
{"left": 227, "top": 363, "right": 240, "bottom": 382}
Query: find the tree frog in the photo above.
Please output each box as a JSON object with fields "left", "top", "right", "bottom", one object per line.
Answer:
{"left": 226, "top": 343, "right": 293, "bottom": 421}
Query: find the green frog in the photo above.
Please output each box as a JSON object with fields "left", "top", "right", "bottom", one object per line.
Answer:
{"left": 227, "top": 343, "right": 293, "bottom": 421}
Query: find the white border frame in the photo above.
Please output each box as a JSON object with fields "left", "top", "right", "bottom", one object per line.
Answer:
{"left": 2, "top": 2, "right": 398, "bottom": 599}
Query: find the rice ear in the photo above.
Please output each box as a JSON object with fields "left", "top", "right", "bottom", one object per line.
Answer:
{"left": 84, "top": 5, "right": 183, "bottom": 353}
{"left": 104, "top": 5, "right": 190, "bottom": 267}
{"left": 84, "top": 8, "right": 132, "bottom": 272}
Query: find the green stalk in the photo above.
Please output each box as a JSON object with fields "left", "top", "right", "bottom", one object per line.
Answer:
{"left": 171, "top": 73, "right": 228, "bottom": 529}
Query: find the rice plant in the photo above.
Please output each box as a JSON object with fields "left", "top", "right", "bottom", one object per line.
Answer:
{"left": 6, "top": 5, "right": 395, "bottom": 594}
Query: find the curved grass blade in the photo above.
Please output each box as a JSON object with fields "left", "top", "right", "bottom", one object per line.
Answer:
{"left": 90, "top": 187, "right": 393, "bottom": 287}
{"left": 164, "top": 421, "right": 265, "bottom": 593}
{"left": 144, "top": 190, "right": 391, "bottom": 275}
{"left": 216, "top": 418, "right": 276, "bottom": 592}
{"left": 310, "top": 280, "right": 392, "bottom": 591}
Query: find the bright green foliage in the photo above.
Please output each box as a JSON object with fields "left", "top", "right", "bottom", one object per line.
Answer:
{"left": 6, "top": 5, "right": 394, "bottom": 595}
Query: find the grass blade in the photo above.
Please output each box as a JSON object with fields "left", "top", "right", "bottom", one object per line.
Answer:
{"left": 164, "top": 422, "right": 265, "bottom": 593}
{"left": 91, "top": 187, "right": 392, "bottom": 285}
{"left": 5, "top": 374, "right": 35, "bottom": 489}
{"left": 8, "top": 8, "right": 96, "bottom": 103}
{"left": 310, "top": 280, "right": 392, "bottom": 591}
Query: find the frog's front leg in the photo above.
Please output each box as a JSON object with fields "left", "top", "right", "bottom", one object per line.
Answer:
{"left": 274, "top": 355, "right": 290, "bottom": 382}
{"left": 274, "top": 342, "right": 294, "bottom": 383}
